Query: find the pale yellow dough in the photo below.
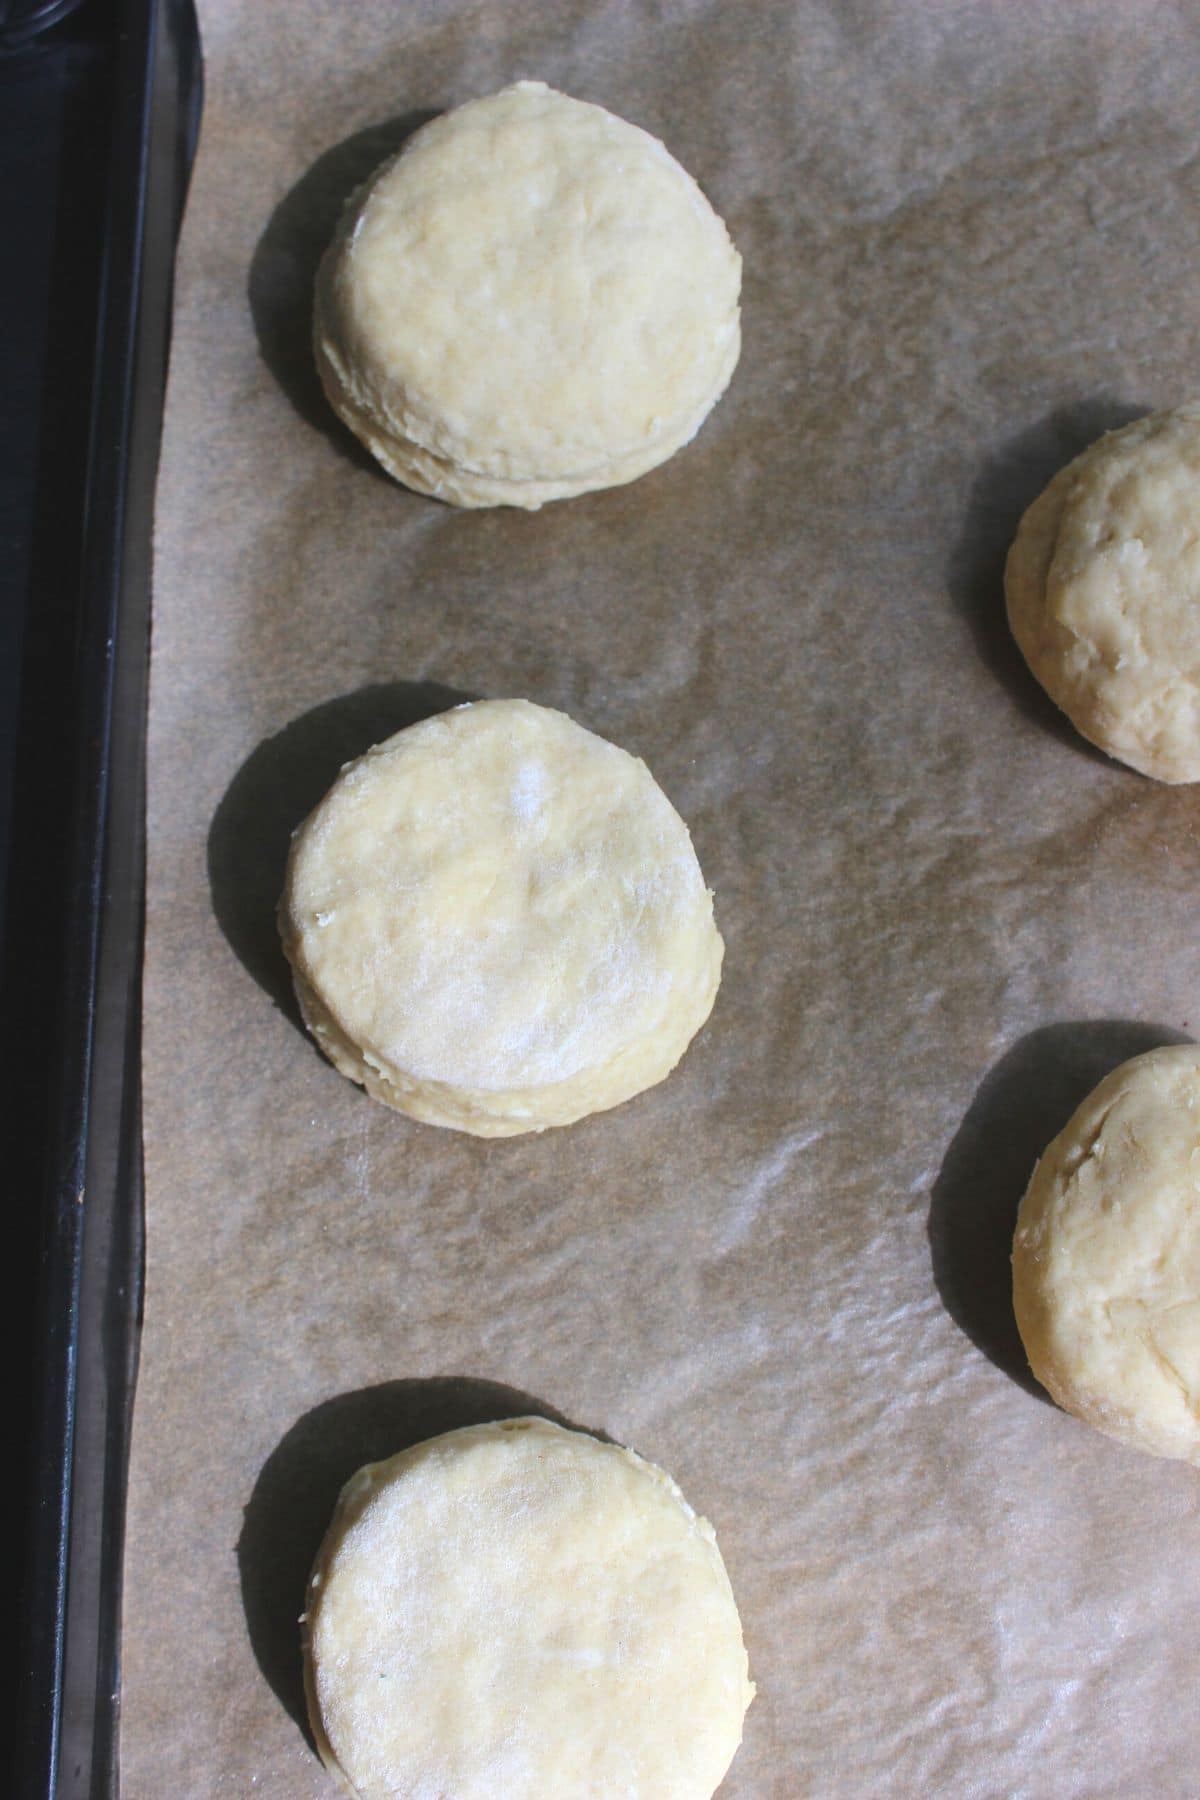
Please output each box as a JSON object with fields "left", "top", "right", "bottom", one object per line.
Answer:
{"left": 303, "top": 1418, "right": 755, "bottom": 1799}
{"left": 279, "top": 699, "right": 723, "bottom": 1135}
{"left": 1012, "top": 1045, "right": 1200, "bottom": 1463}
{"left": 1005, "top": 404, "right": 1200, "bottom": 782}
{"left": 313, "top": 81, "right": 742, "bottom": 508}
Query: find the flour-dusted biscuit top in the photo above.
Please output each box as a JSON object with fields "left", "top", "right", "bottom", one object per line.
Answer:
{"left": 279, "top": 699, "right": 723, "bottom": 1135}
{"left": 303, "top": 1418, "right": 755, "bottom": 1799}
{"left": 1005, "top": 404, "right": 1200, "bottom": 782}
{"left": 1012, "top": 1045, "right": 1200, "bottom": 1464}
{"left": 313, "top": 81, "right": 742, "bottom": 508}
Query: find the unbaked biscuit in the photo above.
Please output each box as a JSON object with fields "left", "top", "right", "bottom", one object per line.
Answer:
{"left": 313, "top": 81, "right": 742, "bottom": 508}
{"left": 1012, "top": 1044, "right": 1200, "bottom": 1463}
{"left": 303, "top": 1418, "right": 755, "bottom": 1800}
{"left": 1005, "top": 404, "right": 1200, "bottom": 782}
{"left": 279, "top": 699, "right": 723, "bottom": 1135}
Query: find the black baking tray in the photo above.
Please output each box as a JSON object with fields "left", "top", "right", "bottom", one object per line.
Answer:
{"left": 4, "top": 0, "right": 201, "bottom": 1791}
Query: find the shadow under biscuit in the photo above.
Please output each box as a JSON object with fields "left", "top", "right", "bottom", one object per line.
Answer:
{"left": 928, "top": 1019, "right": 1193, "bottom": 1398}
{"left": 239, "top": 1376, "right": 611, "bottom": 1740}
{"left": 207, "top": 679, "right": 473, "bottom": 1028}
{"left": 947, "top": 395, "right": 1150, "bottom": 755}
{"left": 248, "top": 109, "right": 438, "bottom": 471}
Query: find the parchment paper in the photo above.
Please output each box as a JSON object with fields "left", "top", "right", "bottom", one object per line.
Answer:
{"left": 124, "top": 3, "right": 1200, "bottom": 1793}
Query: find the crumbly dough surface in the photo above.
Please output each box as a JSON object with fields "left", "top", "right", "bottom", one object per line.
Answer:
{"left": 313, "top": 81, "right": 742, "bottom": 508}
{"left": 1005, "top": 404, "right": 1200, "bottom": 782}
{"left": 303, "top": 1418, "right": 755, "bottom": 1799}
{"left": 279, "top": 699, "right": 723, "bottom": 1135}
{"left": 1012, "top": 1045, "right": 1200, "bottom": 1463}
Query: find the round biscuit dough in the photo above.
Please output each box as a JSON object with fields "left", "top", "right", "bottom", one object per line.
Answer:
{"left": 279, "top": 699, "right": 723, "bottom": 1136}
{"left": 1005, "top": 404, "right": 1200, "bottom": 782}
{"left": 1012, "top": 1045, "right": 1200, "bottom": 1463}
{"left": 303, "top": 1418, "right": 755, "bottom": 1799}
{"left": 313, "top": 81, "right": 742, "bottom": 509}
